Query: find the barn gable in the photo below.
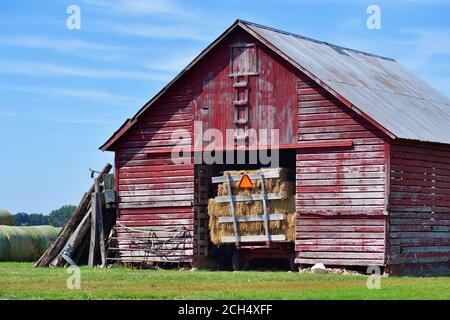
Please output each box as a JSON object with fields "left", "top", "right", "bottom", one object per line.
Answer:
{"left": 101, "top": 19, "right": 450, "bottom": 151}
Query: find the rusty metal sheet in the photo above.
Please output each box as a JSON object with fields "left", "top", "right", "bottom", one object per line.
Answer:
{"left": 243, "top": 21, "right": 450, "bottom": 145}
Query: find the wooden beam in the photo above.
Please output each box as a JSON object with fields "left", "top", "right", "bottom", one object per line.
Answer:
{"left": 212, "top": 172, "right": 279, "bottom": 183}
{"left": 214, "top": 193, "right": 282, "bottom": 203}
{"left": 221, "top": 234, "right": 286, "bottom": 243}
{"left": 225, "top": 174, "right": 240, "bottom": 247}
{"left": 88, "top": 192, "right": 98, "bottom": 267}
{"left": 218, "top": 213, "right": 284, "bottom": 223}
{"left": 144, "top": 141, "right": 353, "bottom": 154}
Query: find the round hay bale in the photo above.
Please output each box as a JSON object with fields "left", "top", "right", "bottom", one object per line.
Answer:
{"left": 0, "top": 210, "right": 15, "bottom": 226}
{"left": 0, "top": 225, "right": 60, "bottom": 261}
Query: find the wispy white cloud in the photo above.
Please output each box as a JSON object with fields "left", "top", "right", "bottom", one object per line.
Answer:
{"left": 398, "top": 28, "right": 450, "bottom": 69}
{"left": 0, "top": 85, "right": 143, "bottom": 106}
{"left": 43, "top": 116, "right": 116, "bottom": 125}
{"left": 0, "top": 35, "right": 138, "bottom": 63}
{"left": 145, "top": 54, "right": 197, "bottom": 73}
{"left": 0, "top": 110, "right": 16, "bottom": 118}
{"left": 83, "top": 0, "right": 196, "bottom": 19}
{"left": 0, "top": 59, "right": 170, "bottom": 81}
{"left": 94, "top": 21, "right": 212, "bottom": 41}
{"left": 0, "top": 35, "right": 130, "bottom": 53}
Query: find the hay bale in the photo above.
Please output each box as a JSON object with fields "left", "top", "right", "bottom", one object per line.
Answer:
{"left": 208, "top": 168, "right": 296, "bottom": 245}
{"left": 0, "top": 225, "right": 61, "bottom": 261}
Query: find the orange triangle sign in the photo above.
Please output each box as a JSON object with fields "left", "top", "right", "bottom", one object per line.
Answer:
{"left": 239, "top": 174, "right": 254, "bottom": 189}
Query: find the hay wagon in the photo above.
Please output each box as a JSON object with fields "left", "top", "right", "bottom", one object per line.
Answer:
{"left": 96, "top": 20, "right": 450, "bottom": 275}
{"left": 208, "top": 168, "right": 297, "bottom": 270}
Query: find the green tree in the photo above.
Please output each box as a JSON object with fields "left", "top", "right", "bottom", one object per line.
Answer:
{"left": 48, "top": 205, "right": 76, "bottom": 227}
{"left": 13, "top": 212, "right": 29, "bottom": 226}
{"left": 27, "top": 213, "right": 48, "bottom": 225}
{"left": 0, "top": 210, "right": 15, "bottom": 226}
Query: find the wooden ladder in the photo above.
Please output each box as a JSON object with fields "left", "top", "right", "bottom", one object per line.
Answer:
{"left": 233, "top": 75, "right": 250, "bottom": 145}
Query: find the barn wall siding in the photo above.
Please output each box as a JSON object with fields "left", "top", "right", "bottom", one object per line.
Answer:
{"left": 387, "top": 141, "right": 450, "bottom": 275}
{"left": 114, "top": 78, "right": 195, "bottom": 263}
{"left": 295, "top": 74, "right": 388, "bottom": 267}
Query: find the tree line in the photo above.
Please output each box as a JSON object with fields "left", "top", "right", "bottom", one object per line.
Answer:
{"left": 0, "top": 205, "right": 76, "bottom": 227}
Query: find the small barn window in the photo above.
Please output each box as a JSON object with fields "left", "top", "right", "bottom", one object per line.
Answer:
{"left": 230, "top": 43, "right": 258, "bottom": 76}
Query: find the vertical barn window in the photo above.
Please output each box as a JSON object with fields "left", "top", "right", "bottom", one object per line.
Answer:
{"left": 230, "top": 43, "right": 258, "bottom": 76}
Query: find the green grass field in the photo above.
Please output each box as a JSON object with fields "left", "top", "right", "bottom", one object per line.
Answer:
{"left": 0, "top": 262, "right": 449, "bottom": 300}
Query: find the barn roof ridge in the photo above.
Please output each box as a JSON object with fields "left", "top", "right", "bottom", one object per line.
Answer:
{"left": 237, "top": 19, "right": 396, "bottom": 62}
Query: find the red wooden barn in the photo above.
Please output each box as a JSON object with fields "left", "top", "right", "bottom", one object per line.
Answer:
{"left": 100, "top": 20, "right": 450, "bottom": 275}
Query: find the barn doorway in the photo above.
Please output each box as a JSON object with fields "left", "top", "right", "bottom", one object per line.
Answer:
{"left": 194, "top": 148, "right": 297, "bottom": 271}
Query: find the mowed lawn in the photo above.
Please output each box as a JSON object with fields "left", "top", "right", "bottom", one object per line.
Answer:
{"left": 0, "top": 262, "right": 450, "bottom": 299}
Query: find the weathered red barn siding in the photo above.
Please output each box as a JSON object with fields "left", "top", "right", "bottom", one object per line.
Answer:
{"left": 113, "top": 28, "right": 302, "bottom": 263}
{"left": 114, "top": 78, "right": 195, "bottom": 262}
{"left": 387, "top": 141, "right": 450, "bottom": 275}
{"left": 191, "top": 29, "right": 299, "bottom": 146}
{"left": 295, "top": 73, "right": 389, "bottom": 266}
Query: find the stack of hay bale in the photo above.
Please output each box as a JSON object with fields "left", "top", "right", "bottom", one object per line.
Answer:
{"left": 208, "top": 168, "right": 296, "bottom": 245}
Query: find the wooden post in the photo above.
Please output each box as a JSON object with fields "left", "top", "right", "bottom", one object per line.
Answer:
{"left": 88, "top": 191, "right": 98, "bottom": 267}
{"left": 260, "top": 173, "right": 271, "bottom": 245}
{"left": 97, "top": 178, "right": 107, "bottom": 267}
{"left": 225, "top": 173, "right": 240, "bottom": 247}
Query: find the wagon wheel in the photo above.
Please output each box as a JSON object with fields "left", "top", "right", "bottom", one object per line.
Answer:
{"left": 232, "top": 249, "right": 242, "bottom": 271}
{"left": 289, "top": 252, "right": 298, "bottom": 272}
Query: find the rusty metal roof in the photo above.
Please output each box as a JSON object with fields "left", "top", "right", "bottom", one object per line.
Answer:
{"left": 241, "top": 20, "right": 450, "bottom": 144}
{"left": 101, "top": 20, "right": 450, "bottom": 150}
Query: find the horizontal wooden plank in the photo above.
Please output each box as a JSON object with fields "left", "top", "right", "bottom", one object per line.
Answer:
{"left": 119, "top": 182, "right": 194, "bottom": 191}
{"left": 298, "top": 179, "right": 385, "bottom": 186}
{"left": 296, "top": 258, "right": 384, "bottom": 266}
{"left": 298, "top": 218, "right": 385, "bottom": 226}
{"left": 297, "top": 199, "right": 385, "bottom": 206}
{"left": 388, "top": 252, "right": 450, "bottom": 265}
{"left": 296, "top": 239, "right": 385, "bottom": 246}
{"left": 215, "top": 193, "right": 282, "bottom": 203}
{"left": 211, "top": 172, "right": 279, "bottom": 183}
{"left": 116, "top": 220, "right": 194, "bottom": 228}
{"left": 297, "top": 165, "right": 385, "bottom": 174}
{"left": 298, "top": 252, "right": 384, "bottom": 259}
{"left": 120, "top": 194, "right": 193, "bottom": 203}
{"left": 297, "top": 172, "right": 384, "bottom": 180}
{"left": 390, "top": 225, "right": 450, "bottom": 232}
{"left": 298, "top": 208, "right": 387, "bottom": 216}
{"left": 218, "top": 213, "right": 284, "bottom": 223}
{"left": 297, "top": 192, "right": 384, "bottom": 200}
{"left": 296, "top": 245, "right": 384, "bottom": 252}
{"left": 108, "top": 256, "right": 193, "bottom": 263}
{"left": 221, "top": 235, "right": 286, "bottom": 243}
{"left": 390, "top": 232, "right": 450, "bottom": 239}
{"left": 119, "top": 201, "right": 193, "bottom": 209}
{"left": 297, "top": 225, "right": 385, "bottom": 233}
{"left": 119, "top": 188, "right": 194, "bottom": 197}
{"left": 296, "top": 232, "right": 385, "bottom": 239}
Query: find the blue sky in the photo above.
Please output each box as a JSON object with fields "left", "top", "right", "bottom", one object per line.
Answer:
{"left": 0, "top": 0, "right": 449, "bottom": 214}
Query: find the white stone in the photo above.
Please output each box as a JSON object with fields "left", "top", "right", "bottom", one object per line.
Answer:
{"left": 311, "top": 263, "right": 328, "bottom": 274}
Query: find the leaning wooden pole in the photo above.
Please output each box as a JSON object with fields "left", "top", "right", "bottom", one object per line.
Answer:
{"left": 34, "top": 163, "right": 113, "bottom": 268}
